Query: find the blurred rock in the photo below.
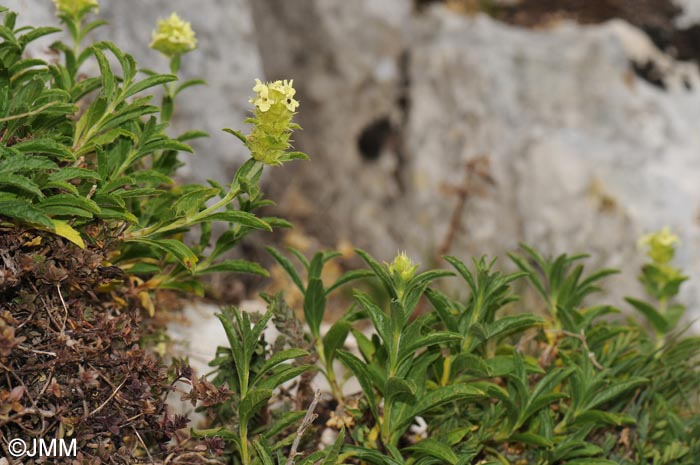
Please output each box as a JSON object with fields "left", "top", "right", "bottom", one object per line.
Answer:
{"left": 253, "top": 3, "right": 700, "bottom": 327}
{"left": 15, "top": 0, "right": 261, "bottom": 185}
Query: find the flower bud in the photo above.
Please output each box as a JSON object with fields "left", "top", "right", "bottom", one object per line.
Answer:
{"left": 387, "top": 251, "right": 418, "bottom": 282}
{"left": 52, "top": 0, "right": 98, "bottom": 17}
{"left": 150, "top": 13, "right": 197, "bottom": 58}
{"left": 638, "top": 227, "right": 679, "bottom": 264}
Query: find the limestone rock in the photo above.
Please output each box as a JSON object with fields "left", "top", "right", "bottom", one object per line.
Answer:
{"left": 251, "top": 3, "right": 700, "bottom": 328}
{"left": 15, "top": 0, "right": 261, "bottom": 185}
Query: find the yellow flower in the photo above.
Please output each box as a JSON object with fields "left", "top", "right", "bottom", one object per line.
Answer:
{"left": 52, "top": 0, "right": 98, "bottom": 17}
{"left": 387, "top": 251, "right": 419, "bottom": 282}
{"left": 638, "top": 226, "right": 680, "bottom": 264}
{"left": 250, "top": 79, "right": 275, "bottom": 112}
{"left": 269, "top": 79, "right": 299, "bottom": 112}
{"left": 150, "top": 13, "right": 197, "bottom": 58}
{"left": 245, "top": 78, "right": 303, "bottom": 165}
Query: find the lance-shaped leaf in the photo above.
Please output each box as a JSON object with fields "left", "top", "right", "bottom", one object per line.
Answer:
{"left": 336, "top": 350, "right": 379, "bottom": 422}
{"left": 396, "top": 384, "right": 486, "bottom": 431}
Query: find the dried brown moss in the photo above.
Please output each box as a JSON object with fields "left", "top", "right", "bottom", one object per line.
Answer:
{"left": 0, "top": 227, "right": 203, "bottom": 464}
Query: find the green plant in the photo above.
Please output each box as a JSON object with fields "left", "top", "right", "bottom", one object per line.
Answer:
{"left": 194, "top": 304, "right": 313, "bottom": 465}
{"left": 0, "top": 1, "right": 305, "bottom": 462}
{"left": 625, "top": 227, "right": 688, "bottom": 345}
{"left": 0, "top": 2, "right": 303, "bottom": 301}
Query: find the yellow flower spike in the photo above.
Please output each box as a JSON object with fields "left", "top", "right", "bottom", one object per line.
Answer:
{"left": 246, "top": 77, "right": 302, "bottom": 165}
{"left": 387, "top": 251, "right": 419, "bottom": 282}
{"left": 150, "top": 13, "right": 197, "bottom": 58}
{"left": 638, "top": 226, "right": 680, "bottom": 264}
{"left": 52, "top": 0, "right": 98, "bottom": 17}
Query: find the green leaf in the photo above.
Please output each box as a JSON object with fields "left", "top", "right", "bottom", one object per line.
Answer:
{"left": 70, "top": 76, "right": 101, "bottom": 101}
{"left": 323, "top": 320, "right": 350, "bottom": 365}
{"left": 356, "top": 248, "right": 396, "bottom": 299}
{"left": 320, "top": 427, "right": 345, "bottom": 465}
{"left": 337, "top": 350, "right": 379, "bottom": 422}
{"left": 564, "top": 459, "right": 620, "bottom": 465}
{"left": 39, "top": 194, "right": 101, "bottom": 214}
{"left": 91, "top": 46, "right": 115, "bottom": 97}
{"left": 19, "top": 26, "right": 61, "bottom": 46}
{"left": 509, "top": 432, "right": 553, "bottom": 448}
{"left": 0, "top": 154, "right": 56, "bottom": 174}
{"left": 343, "top": 445, "right": 403, "bottom": 465}
{"left": 573, "top": 410, "right": 635, "bottom": 427}
{"left": 239, "top": 388, "right": 273, "bottom": 426}
{"left": 0, "top": 199, "right": 53, "bottom": 229}
{"left": 398, "top": 332, "right": 462, "bottom": 367}
{"left": 261, "top": 411, "right": 306, "bottom": 440}
{"left": 127, "top": 238, "right": 198, "bottom": 272}
{"left": 257, "top": 364, "right": 313, "bottom": 391}
{"left": 397, "top": 384, "right": 485, "bottom": 431}
{"left": 196, "top": 259, "right": 269, "bottom": 277}
{"left": 223, "top": 127, "right": 248, "bottom": 145}
{"left": 666, "top": 304, "right": 686, "bottom": 331}
{"left": 178, "top": 130, "right": 209, "bottom": 141}
{"left": 251, "top": 349, "right": 308, "bottom": 387}
{"left": 253, "top": 440, "right": 275, "bottom": 465}
{"left": 267, "top": 246, "right": 305, "bottom": 293}
{"left": 583, "top": 377, "right": 647, "bottom": 411}
{"left": 47, "top": 167, "right": 101, "bottom": 183}
{"left": 385, "top": 377, "right": 416, "bottom": 404}
{"left": 326, "top": 269, "right": 375, "bottom": 295}
{"left": 190, "top": 427, "right": 241, "bottom": 447}
{"left": 51, "top": 219, "right": 85, "bottom": 249}
{"left": 0, "top": 173, "right": 43, "bottom": 198}
{"left": 304, "top": 277, "right": 326, "bottom": 338}
{"left": 625, "top": 297, "right": 668, "bottom": 333}
{"left": 404, "top": 438, "right": 458, "bottom": 465}
{"left": 281, "top": 151, "right": 310, "bottom": 161}
{"left": 124, "top": 74, "right": 177, "bottom": 98}
{"left": 175, "top": 78, "right": 207, "bottom": 96}
{"left": 485, "top": 314, "right": 544, "bottom": 341}
{"left": 203, "top": 211, "right": 272, "bottom": 231}
{"left": 172, "top": 187, "right": 218, "bottom": 216}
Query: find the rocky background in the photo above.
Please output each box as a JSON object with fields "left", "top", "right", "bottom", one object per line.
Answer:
{"left": 14, "top": 0, "right": 700, "bottom": 332}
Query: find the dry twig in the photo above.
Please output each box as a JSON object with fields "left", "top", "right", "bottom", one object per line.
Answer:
{"left": 436, "top": 155, "right": 495, "bottom": 261}
{"left": 286, "top": 389, "right": 321, "bottom": 465}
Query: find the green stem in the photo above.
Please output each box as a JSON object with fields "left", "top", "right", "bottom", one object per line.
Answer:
{"left": 655, "top": 298, "right": 668, "bottom": 351}
{"left": 0, "top": 102, "right": 63, "bottom": 124}
{"left": 127, "top": 186, "right": 240, "bottom": 238}
{"left": 316, "top": 339, "right": 344, "bottom": 405}
{"left": 381, "top": 398, "right": 393, "bottom": 447}
{"left": 126, "top": 161, "right": 262, "bottom": 239}
{"left": 239, "top": 422, "right": 250, "bottom": 465}
{"left": 440, "top": 355, "right": 452, "bottom": 386}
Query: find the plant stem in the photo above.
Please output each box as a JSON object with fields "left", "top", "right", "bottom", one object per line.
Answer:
{"left": 239, "top": 422, "right": 249, "bottom": 465}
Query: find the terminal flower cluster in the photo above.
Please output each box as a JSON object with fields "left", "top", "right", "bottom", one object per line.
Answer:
{"left": 246, "top": 79, "right": 301, "bottom": 165}
{"left": 638, "top": 226, "right": 679, "bottom": 264}
{"left": 150, "top": 13, "right": 197, "bottom": 58}
{"left": 52, "top": 0, "right": 98, "bottom": 17}
{"left": 387, "top": 251, "right": 419, "bottom": 282}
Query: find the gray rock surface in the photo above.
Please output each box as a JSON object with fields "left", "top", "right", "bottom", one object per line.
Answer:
{"left": 13, "top": 0, "right": 261, "bottom": 185}
{"left": 12, "top": 1, "right": 700, "bottom": 330}
{"left": 251, "top": 3, "right": 700, "bottom": 328}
